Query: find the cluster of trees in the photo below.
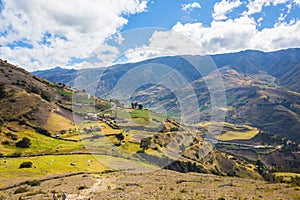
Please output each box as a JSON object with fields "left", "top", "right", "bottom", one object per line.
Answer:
{"left": 131, "top": 102, "right": 143, "bottom": 110}
{"left": 29, "top": 85, "right": 51, "bottom": 102}
{"left": 140, "top": 137, "right": 151, "bottom": 152}
{"left": 16, "top": 137, "right": 31, "bottom": 148}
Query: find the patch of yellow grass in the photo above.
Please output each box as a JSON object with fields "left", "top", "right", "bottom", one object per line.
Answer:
{"left": 274, "top": 172, "right": 300, "bottom": 181}
{"left": 100, "top": 123, "right": 121, "bottom": 135}
{"left": 199, "top": 121, "right": 259, "bottom": 141}
{"left": 44, "top": 113, "right": 76, "bottom": 134}
{"left": 217, "top": 129, "right": 259, "bottom": 141}
{"left": 0, "top": 130, "right": 84, "bottom": 156}
{"left": 0, "top": 154, "right": 110, "bottom": 187}
{"left": 120, "top": 142, "right": 140, "bottom": 153}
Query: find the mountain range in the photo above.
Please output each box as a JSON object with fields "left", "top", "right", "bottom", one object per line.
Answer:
{"left": 33, "top": 48, "right": 300, "bottom": 142}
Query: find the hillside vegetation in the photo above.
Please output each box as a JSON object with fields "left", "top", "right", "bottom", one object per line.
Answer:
{"left": 0, "top": 58, "right": 300, "bottom": 199}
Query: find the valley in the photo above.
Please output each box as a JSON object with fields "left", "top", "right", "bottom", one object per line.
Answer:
{"left": 1, "top": 49, "right": 300, "bottom": 199}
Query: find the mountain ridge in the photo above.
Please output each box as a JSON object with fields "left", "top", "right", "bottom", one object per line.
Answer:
{"left": 32, "top": 48, "right": 300, "bottom": 142}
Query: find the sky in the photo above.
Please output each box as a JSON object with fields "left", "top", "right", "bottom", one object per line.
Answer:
{"left": 0, "top": 0, "right": 299, "bottom": 71}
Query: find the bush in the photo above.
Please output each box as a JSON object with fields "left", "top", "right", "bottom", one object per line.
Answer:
{"left": 180, "top": 189, "right": 188, "bottom": 193}
{"left": 140, "top": 137, "right": 151, "bottom": 152}
{"left": 30, "top": 85, "right": 41, "bottom": 95}
{"left": 0, "top": 82, "right": 7, "bottom": 99}
{"left": 36, "top": 127, "right": 51, "bottom": 136}
{"left": 170, "top": 127, "right": 179, "bottom": 131}
{"left": 5, "top": 132, "right": 18, "bottom": 140}
{"left": 1, "top": 140, "right": 10, "bottom": 145}
{"left": 19, "top": 161, "right": 33, "bottom": 168}
{"left": 26, "top": 179, "right": 41, "bottom": 187}
{"left": 11, "top": 152, "right": 21, "bottom": 157}
{"left": 16, "top": 137, "right": 31, "bottom": 148}
{"left": 14, "top": 187, "right": 28, "bottom": 194}
{"left": 115, "top": 133, "right": 124, "bottom": 141}
{"left": 290, "top": 176, "right": 300, "bottom": 186}
{"left": 77, "top": 185, "right": 88, "bottom": 190}
{"left": 41, "top": 90, "right": 51, "bottom": 102}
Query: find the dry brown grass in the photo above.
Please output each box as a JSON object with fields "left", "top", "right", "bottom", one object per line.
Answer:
{"left": 1, "top": 169, "right": 300, "bottom": 200}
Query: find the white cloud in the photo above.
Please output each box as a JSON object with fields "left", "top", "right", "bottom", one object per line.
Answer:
{"left": 173, "top": 16, "right": 300, "bottom": 54}
{"left": 182, "top": 2, "right": 201, "bottom": 14}
{"left": 123, "top": 13, "right": 300, "bottom": 62}
{"left": 0, "top": 0, "right": 148, "bottom": 71}
{"left": 213, "top": 0, "right": 242, "bottom": 21}
{"left": 245, "top": 0, "right": 299, "bottom": 15}
{"left": 124, "top": 30, "right": 205, "bottom": 63}
{"left": 252, "top": 20, "right": 300, "bottom": 51}
{"left": 294, "top": 0, "right": 300, "bottom": 6}
{"left": 173, "top": 16, "right": 257, "bottom": 54}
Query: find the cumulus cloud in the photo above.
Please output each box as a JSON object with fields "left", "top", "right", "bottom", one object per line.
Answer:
{"left": 182, "top": 2, "right": 201, "bottom": 14}
{"left": 123, "top": 13, "right": 300, "bottom": 62}
{"left": 173, "top": 16, "right": 300, "bottom": 54}
{"left": 213, "top": 0, "right": 242, "bottom": 21}
{"left": 245, "top": 0, "right": 299, "bottom": 15}
{"left": 122, "top": 0, "right": 300, "bottom": 63}
{"left": 0, "top": 0, "right": 148, "bottom": 71}
{"left": 124, "top": 30, "right": 205, "bottom": 63}
{"left": 172, "top": 16, "right": 257, "bottom": 54}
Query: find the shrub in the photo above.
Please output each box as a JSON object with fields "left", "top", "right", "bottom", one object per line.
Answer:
{"left": 5, "top": 132, "right": 18, "bottom": 140}
{"left": 0, "top": 82, "right": 7, "bottom": 99}
{"left": 180, "top": 189, "right": 188, "bottom": 193}
{"left": 11, "top": 152, "right": 21, "bottom": 157}
{"left": 41, "top": 90, "right": 51, "bottom": 102}
{"left": 30, "top": 85, "right": 41, "bottom": 95}
{"left": 19, "top": 161, "right": 33, "bottom": 168}
{"left": 170, "top": 127, "right": 179, "bottom": 131}
{"left": 115, "top": 133, "right": 124, "bottom": 141}
{"left": 140, "top": 137, "right": 151, "bottom": 152}
{"left": 16, "top": 137, "right": 31, "bottom": 148}
{"left": 14, "top": 187, "right": 28, "bottom": 194}
{"left": 26, "top": 179, "right": 41, "bottom": 187}
{"left": 290, "top": 176, "right": 300, "bottom": 186}
{"left": 36, "top": 127, "right": 51, "bottom": 136}
{"left": 77, "top": 185, "right": 88, "bottom": 190}
{"left": 1, "top": 140, "right": 10, "bottom": 145}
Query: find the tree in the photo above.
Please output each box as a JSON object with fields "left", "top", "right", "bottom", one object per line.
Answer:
{"left": 16, "top": 137, "right": 31, "bottom": 148}
{"left": 140, "top": 137, "right": 151, "bottom": 152}
{"left": 138, "top": 104, "right": 143, "bottom": 110}
{"left": 41, "top": 90, "right": 51, "bottom": 102}
{"left": 115, "top": 133, "right": 124, "bottom": 141}
{"left": 131, "top": 102, "right": 134, "bottom": 109}
{"left": 30, "top": 85, "right": 41, "bottom": 95}
{"left": 36, "top": 127, "right": 51, "bottom": 136}
{"left": 0, "top": 82, "right": 7, "bottom": 99}
{"left": 19, "top": 161, "right": 33, "bottom": 168}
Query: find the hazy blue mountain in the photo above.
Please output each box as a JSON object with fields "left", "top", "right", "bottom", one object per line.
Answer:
{"left": 33, "top": 48, "right": 300, "bottom": 141}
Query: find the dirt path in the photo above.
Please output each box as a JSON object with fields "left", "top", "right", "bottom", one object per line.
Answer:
{"left": 66, "top": 177, "right": 112, "bottom": 199}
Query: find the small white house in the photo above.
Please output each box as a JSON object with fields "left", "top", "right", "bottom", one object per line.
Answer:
{"left": 86, "top": 113, "right": 98, "bottom": 121}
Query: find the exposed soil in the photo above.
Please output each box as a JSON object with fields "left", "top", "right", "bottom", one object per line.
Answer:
{"left": 1, "top": 169, "right": 300, "bottom": 200}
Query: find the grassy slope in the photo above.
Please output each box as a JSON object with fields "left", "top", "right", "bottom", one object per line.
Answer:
{"left": 199, "top": 121, "right": 260, "bottom": 141}
{"left": 0, "top": 130, "right": 83, "bottom": 156}
{"left": 274, "top": 172, "right": 300, "bottom": 181}
{"left": 44, "top": 113, "right": 76, "bottom": 134}
{"left": 0, "top": 154, "right": 108, "bottom": 187}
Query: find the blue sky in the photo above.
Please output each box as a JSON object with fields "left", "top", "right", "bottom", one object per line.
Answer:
{"left": 0, "top": 0, "right": 299, "bottom": 71}
{"left": 123, "top": 0, "right": 214, "bottom": 30}
{"left": 123, "top": 0, "right": 300, "bottom": 31}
